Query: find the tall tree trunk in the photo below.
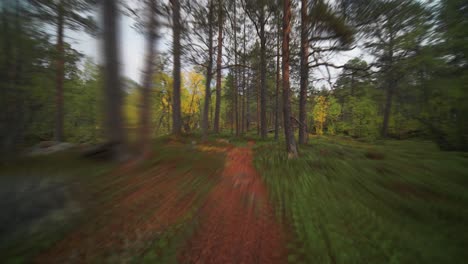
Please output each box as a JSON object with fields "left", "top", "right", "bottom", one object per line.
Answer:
{"left": 246, "top": 68, "right": 250, "bottom": 131}
{"left": 241, "top": 16, "right": 246, "bottom": 134}
{"left": 275, "top": 9, "right": 281, "bottom": 141}
{"left": 139, "top": 0, "right": 157, "bottom": 157}
{"left": 102, "top": 0, "right": 126, "bottom": 160}
{"left": 282, "top": 0, "right": 299, "bottom": 158}
{"left": 230, "top": 78, "right": 234, "bottom": 134}
{"left": 259, "top": 12, "right": 267, "bottom": 139}
{"left": 171, "top": 0, "right": 182, "bottom": 135}
{"left": 234, "top": 1, "right": 239, "bottom": 136}
{"left": 214, "top": 0, "right": 223, "bottom": 133}
{"left": 202, "top": 1, "right": 215, "bottom": 140}
{"left": 257, "top": 79, "right": 260, "bottom": 135}
{"left": 382, "top": 47, "right": 394, "bottom": 138}
{"left": 55, "top": 1, "right": 64, "bottom": 142}
{"left": 299, "top": 0, "right": 309, "bottom": 144}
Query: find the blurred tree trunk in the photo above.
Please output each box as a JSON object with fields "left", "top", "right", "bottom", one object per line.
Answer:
{"left": 282, "top": 0, "right": 298, "bottom": 158}
{"left": 259, "top": 10, "right": 267, "bottom": 139}
{"left": 202, "top": 0, "right": 215, "bottom": 140}
{"left": 275, "top": 6, "right": 281, "bottom": 141}
{"left": 241, "top": 15, "right": 246, "bottom": 134}
{"left": 171, "top": 0, "right": 182, "bottom": 135}
{"left": 139, "top": 0, "right": 157, "bottom": 157}
{"left": 214, "top": 0, "right": 223, "bottom": 133}
{"left": 102, "top": 0, "right": 126, "bottom": 160}
{"left": 234, "top": 1, "right": 239, "bottom": 137}
{"left": 54, "top": 0, "right": 64, "bottom": 142}
{"left": 246, "top": 67, "right": 250, "bottom": 131}
{"left": 299, "top": 0, "right": 309, "bottom": 144}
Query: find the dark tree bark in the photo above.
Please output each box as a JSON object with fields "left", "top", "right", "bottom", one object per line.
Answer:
{"left": 256, "top": 77, "right": 260, "bottom": 135}
{"left": 102, "top": 0, "right": 126, "bottom": 160}
{"left": 54, "top": 0, "right": 64, "bottom": 142}
{"left": 275, "top": 7, "right": 281, "bottom": 141}
{"left": 299, "top": 0, "right": 309, "bottom": 144}
{"left": 241, "top": 14, "right": 246, "bottom": 134}
{"left": 242, "top": 2, "right": 270, "bottom": 139}
{"left": 202, "top": 0, "right": 215, "bottom": 140}
{"left": 246, "top": 67, "right": 251, "bottom": 131}
{"left": 282, "top": 0, "right": 299, "bottom": 158}
{"left": 171, "top": 0, "right": 182, "bottom": 135}
{"left": 259, "top": 11, "right": 267, "bottom": 139}
{"left": 213, "top": 0, "right": 223, "bottom": 133}
{"left": 234, "top": 1, "right": 239, "bottom": 137}
{"left": 139, "top": 0, "right": 157, "bottom": 157}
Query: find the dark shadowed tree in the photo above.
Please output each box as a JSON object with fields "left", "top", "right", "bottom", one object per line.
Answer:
{"left": 138, "top": 0, "right": 158, "bottom": 157}
{"left": 171, "top": 0, "right": 182, "bottom": 135}
{"left": 102, "top": 0, "right": 126, "bottom": 160}
{"left": 29, "top": 0, "right": 96, "bottom": 142}
{"left": 184, "top": 0, "right": 216, "bottom": 140}
{"left": 275, "top": 0, "right": 281, "bottom": 141}
{"left": 350, "top": 0, "right": 429, "bottom": 137}
{"left": 299, "top": 0, "right": 309, "bottom": 144}
{"left": 282, "top": 0, "right": 298, "bottom": 158}
{"left": 202, "top": 0, "right": 215, "bottom": 140}
{"left": 242, "top": 0, "right": 274, "bottom": 139}
{"left": 213, "top": 0, "right": 224, "bottom": 133}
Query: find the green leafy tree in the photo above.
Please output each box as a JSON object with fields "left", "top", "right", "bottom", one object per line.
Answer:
{"left": 327, "top": 97, "right": 341, "bottom": 135}
{"left": 29, "top": 0, "right": 97, "bottom": 142}
{"left": 353, "top": 0, "right": 430, "bottom": 137}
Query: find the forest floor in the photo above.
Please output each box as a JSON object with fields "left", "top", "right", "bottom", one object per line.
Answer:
{"left": 0, "top": 134, "right": 467, "bottom": 263}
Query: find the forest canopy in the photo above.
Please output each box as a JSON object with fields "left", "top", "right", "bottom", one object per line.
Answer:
{"left": 0, "top": 0, "right": 467, "bottom": 158}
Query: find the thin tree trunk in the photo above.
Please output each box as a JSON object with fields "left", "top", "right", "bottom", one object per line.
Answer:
{"left": 55, "top": 1, "right": 65, "bottom": 142}
{"left": 234, "top": 1, "right": 239, "bottom": 136}
{"left": 186, "top": 88, "right": 196, "bottom": 131}
{"left": 241, "top": 13, "right": 247, "bottom": 134}
{"left": 210, "top": 96, "right": 213, "bottom": 127}
{"left": 257, "top": 79, "right": 260, "bottom": 135}
{"left": 259, "top": 12, "right": 267, "bottom": 139}
{"left": 299, "top": 0, "right": 309, "bottom": 144}
{"left": 214, "top": 0, "right": 223, "bottom": 133}
{"left": 139, "top": 0, "right": 157, "bottom": 157}
{"left": 202, "top": 0, "right": 214, "bottom": 140}
{"left": 230, "top": 88, "right": 234, "bottom": 134}
{"left": 282, "top": 0, "right": 298, "bottom": 158}
{"left": 246, "top": 68, "right": 250, "bottom": 131}
{"left": 172, "top": 0, "right": 182, "bottom": 135}
{"left": 275, "top": 8, "right": 281, "bottom": 141}
{"left": 102, "top": 0, "right": 126, "bottom": 160}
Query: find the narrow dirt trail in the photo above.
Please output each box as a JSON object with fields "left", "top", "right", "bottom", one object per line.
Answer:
{"left": 179, "top": 142, "right": 286, "bottom": 263}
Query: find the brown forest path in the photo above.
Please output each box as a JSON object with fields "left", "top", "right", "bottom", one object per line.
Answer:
{"left": 180, "top": 142, "right": 287, "bottom": 263}
{"left": 33, "top": 140, "right": 286, "bottom": 263}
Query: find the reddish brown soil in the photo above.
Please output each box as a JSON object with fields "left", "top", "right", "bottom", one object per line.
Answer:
{"left": 35, "top": 142, "right": 286, "bottom": 263}
{"left": 35, "top": 164, "right": 206, "bottom": 263}
{"left": 179, "top": 144, "right": 287, "bottom": 264}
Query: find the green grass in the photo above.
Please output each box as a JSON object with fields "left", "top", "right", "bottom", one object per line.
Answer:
{"left": 254, "top": 136, "right": 468, "bottom": 263}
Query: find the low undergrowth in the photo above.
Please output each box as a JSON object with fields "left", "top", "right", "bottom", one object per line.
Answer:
{"left": 254, "top": 136, "right": 468, "bottom": 263}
